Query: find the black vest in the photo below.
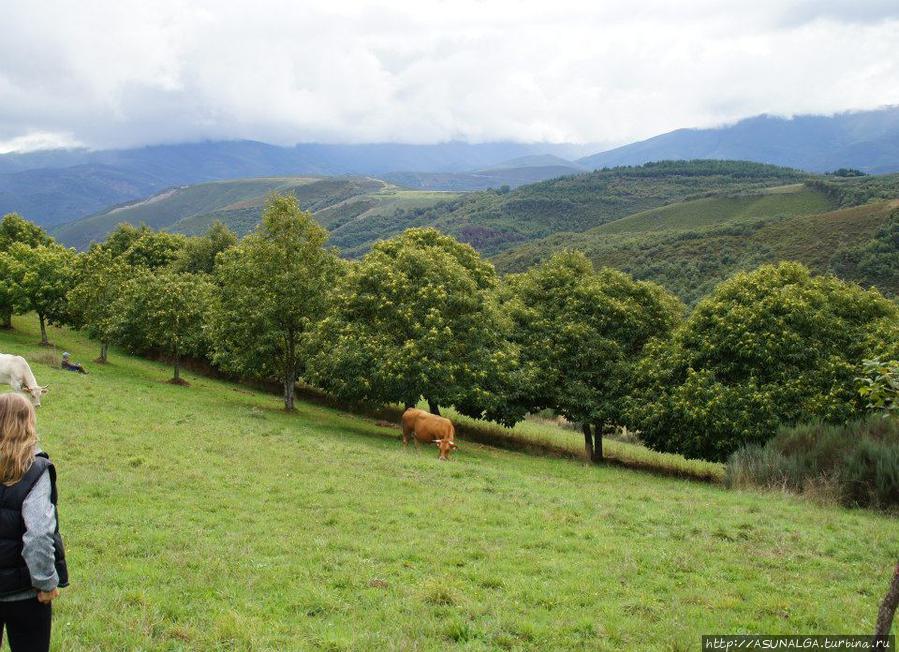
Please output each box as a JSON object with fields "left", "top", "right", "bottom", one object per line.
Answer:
{"left": 0, "top": 453, "right": 68, "bottom": 596}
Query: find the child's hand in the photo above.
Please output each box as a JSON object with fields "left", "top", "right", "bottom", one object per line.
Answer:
{"left": 36, "top": 588, "right": 59, "bottom": 604}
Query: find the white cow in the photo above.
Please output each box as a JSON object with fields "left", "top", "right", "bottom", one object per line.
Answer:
{"left": 0, "top": 354, "right": 48, "bottom": 407}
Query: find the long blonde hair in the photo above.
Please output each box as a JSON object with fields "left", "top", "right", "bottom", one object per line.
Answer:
{"left": 0, "top": 394, "right": 38, "bottom": 486}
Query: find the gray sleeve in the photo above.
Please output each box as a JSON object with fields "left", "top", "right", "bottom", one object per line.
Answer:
{"left": 21, "top": 470, "right": 59, "bottom": 592}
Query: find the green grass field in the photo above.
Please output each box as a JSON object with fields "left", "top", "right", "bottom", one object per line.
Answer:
{"left": 0, "top": 317, "right": 896, "bottom": 650}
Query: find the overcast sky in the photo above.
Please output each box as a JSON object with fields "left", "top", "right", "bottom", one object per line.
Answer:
{"left": 1, "top": 0, "right": 898, "bottom": 153}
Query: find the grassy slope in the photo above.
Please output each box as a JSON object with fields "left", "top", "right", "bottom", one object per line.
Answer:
{"left": 1, "top": 317, "right": 895, "bottom": 650}
{"left": 53, "top": 178, "right": 322, "bottom": 248}
{"left": 52, "top": 176, "right": 460, "bottom": 248}
{"left": 494, "top": 193, "right": 897, "bottom": 303}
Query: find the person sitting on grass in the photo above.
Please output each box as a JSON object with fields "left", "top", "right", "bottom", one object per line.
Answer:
{"left": 0, "top": 393, "right": 68, "bottom": 652}
{"left": 60, "top": 353, "right": 87, "bottom": 375}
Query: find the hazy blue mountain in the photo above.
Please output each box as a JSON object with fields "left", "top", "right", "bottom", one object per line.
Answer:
{"left": 0, "top": 140, "right": 587, "bottom": 226}
{"left": 579, "top": 107, "right": 899, "bottom": 174}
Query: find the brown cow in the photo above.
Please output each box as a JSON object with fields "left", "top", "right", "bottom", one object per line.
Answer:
{"left": 401, "top": 408, "right": 458, "bottom": 461}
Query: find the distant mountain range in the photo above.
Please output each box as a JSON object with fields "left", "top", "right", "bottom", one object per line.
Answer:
{"left": 3, "top": 106, "right": 899, "bottom": 227}
{"left": 0, "top": 141, "right": 588, "bottom": 226}
{"left": 578, "top": 107, "right": 899, "bottom": 173}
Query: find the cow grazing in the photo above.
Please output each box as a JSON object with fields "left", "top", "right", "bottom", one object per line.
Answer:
{"left": 0, "top": 354, "right": 48, "bottom": 408}
{"left": 401, "top": 408, "right": 458, "bottom": 461}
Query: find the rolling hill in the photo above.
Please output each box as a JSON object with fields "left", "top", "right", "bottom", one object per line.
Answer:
{"left": 54, "top": 160, "right": 810, "bottom": 253}
{"left": 579, "top": 106, "right": 899, "bottom": 174}
{"left": 53, "top": 176, "right": 460, "bottom": 250}
{"left": 493, "top": 186, "right": 899, "bottom": 302}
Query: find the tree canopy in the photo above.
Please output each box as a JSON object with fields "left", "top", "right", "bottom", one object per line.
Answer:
{"left": 114, "top": 270, "right": 215, "bottom": 382}
{"left": 307, "top": 227, "right": 519, "bottom": 419}
{"left": 209, "top": 195, "right": 340, "bottom": 410}
{"left": 503, "top": 250, "right": 684, "bottom": 460}
{"left": 631, "top": 262, "right": 899, "bottom": 462}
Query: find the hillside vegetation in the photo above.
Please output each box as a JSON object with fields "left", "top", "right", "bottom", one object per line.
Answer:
{"left": 494, "top": 185, "right": 899, "bottom": 303}
{"left": 2, "top": 317, "right": 896, "bottom": 649}
{"left": 53, "top": 176, "right": 460, "bottom": 249}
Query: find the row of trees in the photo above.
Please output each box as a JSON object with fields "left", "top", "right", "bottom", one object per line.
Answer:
{"left": 2, "top": 196, "right": 896, "bottom": 463}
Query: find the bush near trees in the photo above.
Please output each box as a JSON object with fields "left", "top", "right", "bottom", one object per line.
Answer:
{"left": 113, "top": 270, "right": 215, "bottom": 383}
{"left": 726, "top": 416, "right": 899, "bottom": 509}
{"left": 631, "top": 262, "right": 899, "bottom": 462}
{"left": 209, "top": 196, "right": 340, "bottom": 410}
{"left": 307, "top": 227, "right": 522, "bottom": 421}
{"left": 502, "top": 251, "right": 684, "bottom": 461}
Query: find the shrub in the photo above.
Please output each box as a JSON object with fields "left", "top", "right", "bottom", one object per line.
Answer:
{"left": 726, "top": 416, "right": 899, "bottom": 509}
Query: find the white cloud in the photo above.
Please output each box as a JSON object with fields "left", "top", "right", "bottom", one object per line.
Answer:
{"left": 0, "top": 0, "right": 897, "bottom": 151}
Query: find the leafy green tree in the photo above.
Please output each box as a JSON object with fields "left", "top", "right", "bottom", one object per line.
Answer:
{"left": 68, "top": 249, "right": 131, "bottom": 362}
{"left": 113, "top": 270, "right": 214, "bottom": 382}
{"left": 100, "top": 223, "right": 185, "bottom": 270}
{"left": 0, "top": 213, "right": 52, "bottom": 250}
{"left": 210, "top": 195, "right": 340, "bottom": 410}
{"left": 174, "top": 221, "right": 238, "bottom": 274}
{"left": 0, "top": 214, "right": 52, "bottom": 328}
{"left": 504, "top": 251, "right": 683, "bottom": 461}
{"left": 3, "top": 242, "right": 78, "bottom": 345}
{"left": 857, "top": 357, "right": 899, "bottom": 416}
{"left": 631, "top": 262, "right": 899, "bottom": 462}
{"left": 307, "top": 227, "right": 526, "bottom": 421}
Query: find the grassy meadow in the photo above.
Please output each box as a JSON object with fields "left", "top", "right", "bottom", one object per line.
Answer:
{"left": 0, "top": 316, "right": 896, "bottom": 650}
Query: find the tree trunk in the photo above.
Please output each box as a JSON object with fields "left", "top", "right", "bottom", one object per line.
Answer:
{"left": 582, "top": 423, "right": 594, "bottom": 462}
{"left": 98, "top": 341, "right": 109, "bottom": 364}
{"left": 284, "top": 374, "right": 296, "bottom": 411}
{"left": 592, "top": 422, "right": 604, "bottom": 463}
{"left": 427, "top": 399, "right": 440, "bottom": 416}
{"left": 874, "top": 563, "right": 899, "bottom": 640}
{"left": 173, "top": 349, "right": 181, "bottom": 382}
{"left": 283, "top": 338, "right": 296, "bottom": 411}
{"left": 38, "top": 313, "right": 48, "bottom": 345}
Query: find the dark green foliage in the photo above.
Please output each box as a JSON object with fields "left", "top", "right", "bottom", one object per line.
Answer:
{"left": 503, "top": 251, "right": 683, "bottom": 459}
{"left": 307, "top": 227, "right": 518, "bottom": 420}
{"left": 828, "top": 168, "right": 867, "bottom": 177}
{"left": 726, "top": 416, "right": 899, "bottom": 509}
{"left": 631, "top": 262, "right": 899, "bottom": 462}
{"left": 173, "top": 221, "right": 238, "bottom": 274}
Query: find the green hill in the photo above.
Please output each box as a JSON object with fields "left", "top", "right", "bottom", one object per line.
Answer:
{"left": 53, "top": 176, "right": 460, "bottom": 249}
{"left": 494, "top": 193, "right": 899, "bottom": 303}
{"left": 2, "top": 317, "right": 895, "bottom": 648}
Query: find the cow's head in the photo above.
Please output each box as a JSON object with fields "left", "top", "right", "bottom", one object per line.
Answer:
{"left": 434, "top": 438, "right": 458, "bottom": 461}
{"left": 24, "top": 385, "right": 48, "bottom": 408}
